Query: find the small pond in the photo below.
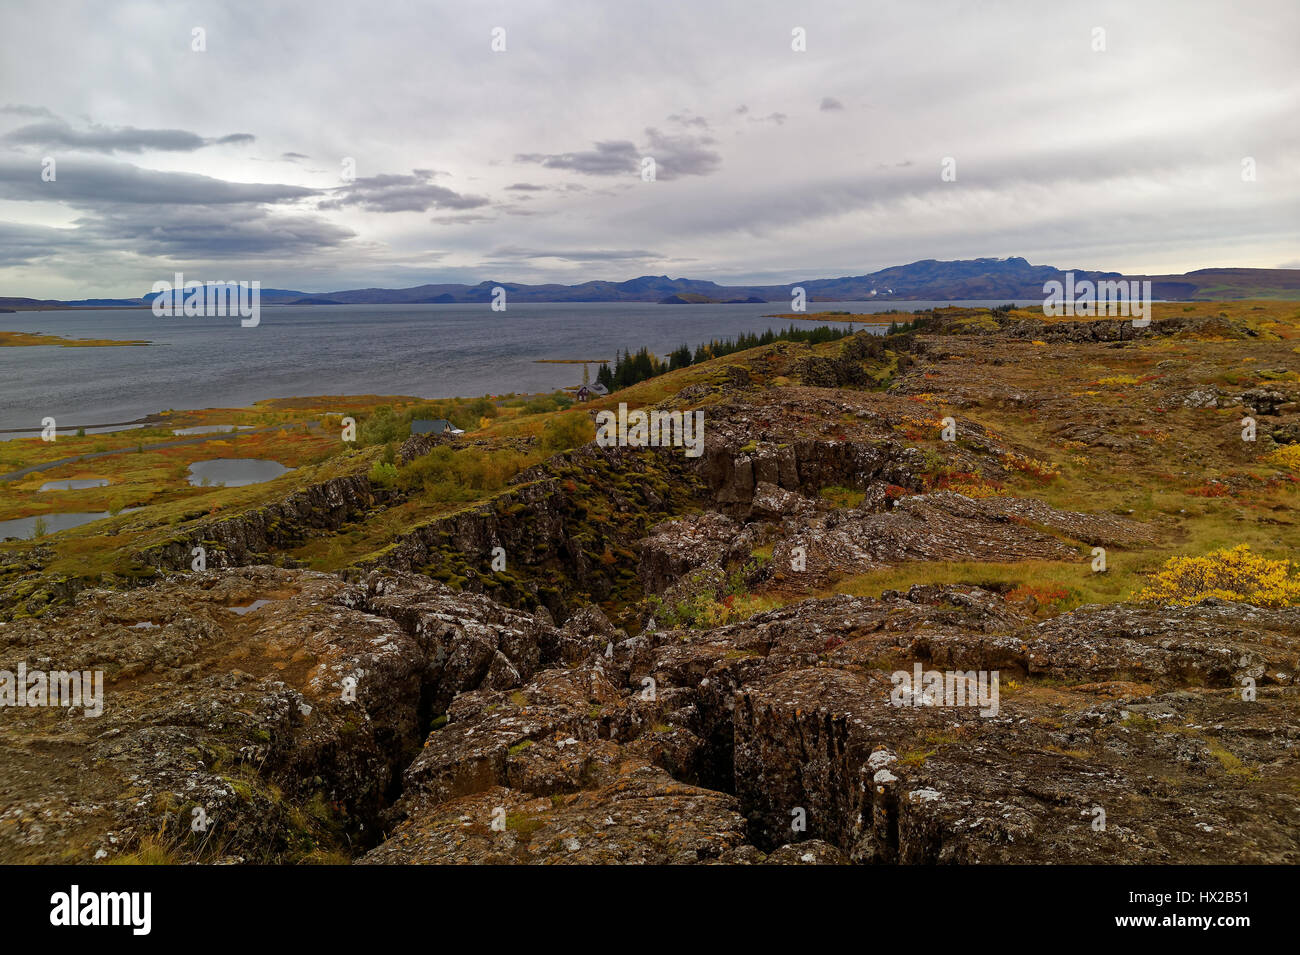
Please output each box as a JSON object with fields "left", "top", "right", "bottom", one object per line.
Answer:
{"left": 38, "top": 478, "right": 111, "bottom": 492}
{"left": 172, "top": 424, "right": 255, "bottom": 436}
{"left": 187, "top": 458, "right": 292, "bottom": 487}
{"left": 0, "top": 512, "right": 118, "bottom": 540}
{"left": 227, "top": 599, "right": 272, "bottom": 616}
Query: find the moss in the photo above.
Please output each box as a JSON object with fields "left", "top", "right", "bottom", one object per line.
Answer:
{"left": 1207, "top": 741, "right": 1253, "bottom": 777}
{"left": 505, "top": 814, "right": 546, "bottom": 838}
{"left": 898, "top": 748, "right": 935, "bottom": 767}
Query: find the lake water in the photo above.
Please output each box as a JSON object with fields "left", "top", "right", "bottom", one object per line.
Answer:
{"left": 0, "top": 511, "right": 116, "bottom": 540}
{"left": 227, "top": 599, "right": 272, "bottom": 615}
{"left": 172, "top": 424, "right": 252, "bottom": 436}
{"left": 0, "top": 422, "right": 144, "bottom": 442}
{"left": 0, "top": 301, "right": 1028, "bottom": 432}
{"left": 187, "top": 458, "right": 292, "bottom": 487}
{"left": 38, "top": 478, "right": 111, "bottom": 492}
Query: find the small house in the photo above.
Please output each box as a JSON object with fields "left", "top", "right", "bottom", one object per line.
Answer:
{"left": 410, "top": 418, "right": 464, "bottom": 436}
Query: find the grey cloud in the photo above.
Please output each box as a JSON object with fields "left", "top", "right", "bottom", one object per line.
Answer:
{"left": 320, "top": 171, "right": 489, "bottom": 213}
{"left": 515, "top": 140, "right": 640, "bottom": 176}
{"left": 517, "top": 129, "right": 720, "bottom": 181}
{"left": 668, "top": 112, "right": 710, "bottom": 129}
{"left": 642, "top": 128, "right": 721, "bottom": 179}
{"left": 0, "top": 219, "right": 67, "bottom": 265}
{"left": 3, "top": 119, "right": 256, "bottom": 154}
{"left": 487, "top": 246, "right": 661, "bottom": 263}
{"left": 0, "top": 153, "right": 345, "bottom": 264}
{"left": 432, "top": 213, "right": 496, "bottom": 225}
{"left": 1, "top": 105, "right": 56, "bottom": 118}
{"left": 820, "top": 97, "right": 844, "bottom": 111}
{"left": 0, "top": 157, "right": 315, "bottom": 206}
{"left": 0, "top": 202, "right": 352, "bottom": 266}
{"left": 75, "top": 204, "right": 354, "bottom": 259}
{"left": 506, "top": 182, "right": 547, "bottom": 191}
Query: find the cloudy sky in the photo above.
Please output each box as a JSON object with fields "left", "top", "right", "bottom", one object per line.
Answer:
{"left": 0, "top": 0, "right": 1297, "bottom": 298}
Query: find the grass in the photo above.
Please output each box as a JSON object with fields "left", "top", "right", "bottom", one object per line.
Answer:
{"left": 0, "top": 330, "right": 151, "bottom": 347}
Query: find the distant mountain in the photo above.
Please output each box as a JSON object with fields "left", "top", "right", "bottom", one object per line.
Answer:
{"left": 244, "top": 259, "right": 1300, "bottom": 304}
{"left": 4, "top": 259, "right": 1298, "bottom": 311}
{"left": 142, "top": 287, "right": 310, "bottom": 306}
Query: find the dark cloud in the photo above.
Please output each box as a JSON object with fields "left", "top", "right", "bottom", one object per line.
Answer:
{"left": 320, "top": 171, "right": 488, "bottom": 213}
{"left": 0, "top": 157, "right": 315, "bottom": 205}
{"left": 505, "top": 182, "right": 547, "bottom": 191}
{"left": 0, "top": 154, "right": 345, "bottom": 264}
{"left": 515, "top": 140, "right": 640, "bottom": 176}
{"left": 668, "top": 112, "right": 710, "bottom": 129}
{"left": 75, "top": 205, "right": 354, "bottom": 259}
{"left": 0, "top": 219, "right": 67, "bottom": 265}
{"left": 516, "top": 129, "right": 720, "bottom": 181}
{"left": 432, "top": 213, "right": 496, "bottom": 225}
{"left": 1, "top": 104, "right": 56, "bottom": 118}
{"left": 3, "top": 119, "right": 256, "bottom": 154}
{"left": 820, "top": 97, "right": 844, "bottom": 111}
{"left": 0, "top": 203, "right": 352, "bottom": 265}
{"left": 487, "top": 246, "right": 661, "bottom": 263}
{"left": 642, "top": 128, "right": 721, "bottom": 179}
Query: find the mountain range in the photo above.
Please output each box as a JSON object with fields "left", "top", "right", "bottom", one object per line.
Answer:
{"left": 4, "top": 257, "right": 1299, "bottom": 309}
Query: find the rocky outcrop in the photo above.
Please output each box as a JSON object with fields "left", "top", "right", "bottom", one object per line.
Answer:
{"left": 699, "top": 439, "right": 925, "bottom": 514}
{"left": 636, "top": 489, "right": 1154, "bottom": 598}
{"left": 4, "top": 562, "right": 1298, "bottom": 864}
{"left": 0, "top": 566, "right": 611, "bottom": 863}
{"left": 360, "top": 442, "right": 707, "bottom": 617}
{"left": 987, "top": 314, "right": 1260, "bottom": 343}
{"left": 359, "top": 580, "right": 1299, "bottom": 864}
{"left": 637, "top": 512, "right": 757, "bottom": 596}
{"left": 137, "top": 473, "right": 378, "bottom": 571}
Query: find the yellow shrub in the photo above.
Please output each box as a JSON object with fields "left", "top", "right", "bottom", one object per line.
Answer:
{"left": 1000, "top": 452, "right": 1060, "bottom": 480}
{"left": 1265, "top": 445, "right": 1300, "bottom": 469}
{"left": 1138, "top": 544, "right": 1300, "bottom": 608}
{"left": 945, "top": 481, "right": 1004, "bottom": 499}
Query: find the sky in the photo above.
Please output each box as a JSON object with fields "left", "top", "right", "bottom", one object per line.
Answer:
{"left": 0, "top": 0, "right": 1297, "bottom": 299}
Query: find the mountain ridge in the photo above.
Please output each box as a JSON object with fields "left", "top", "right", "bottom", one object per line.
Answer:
{"left": 4, "top": 257, "right": 1299, "bottom": 309}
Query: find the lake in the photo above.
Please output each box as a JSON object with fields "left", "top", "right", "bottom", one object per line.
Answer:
{"left": 0, "top": 301, "right": 1029, "bottom": 432}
